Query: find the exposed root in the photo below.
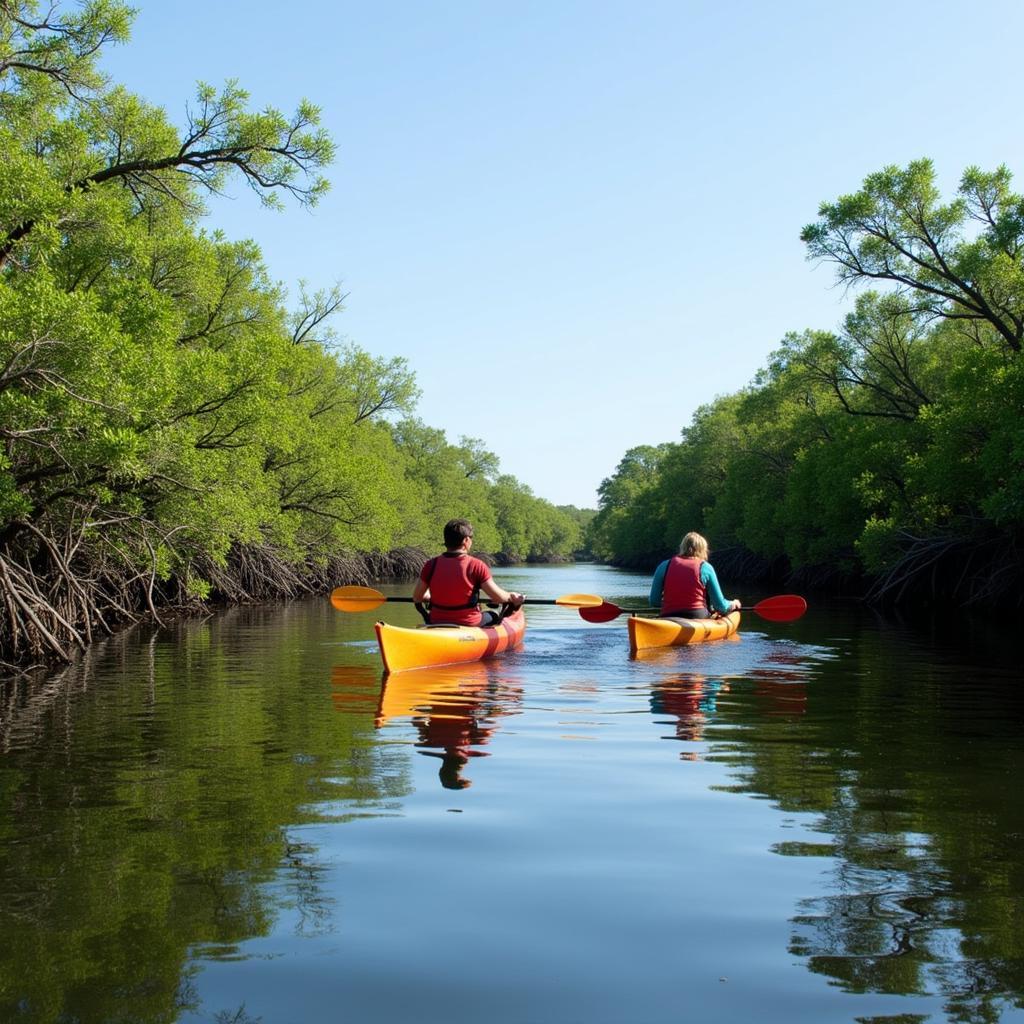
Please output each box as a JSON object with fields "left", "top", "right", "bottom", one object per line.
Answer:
{"left": 866, "top": 530, "right": 1023, "bottom": 607}
{"left": 0, "top": 523, "right": 431, "bottom": 675}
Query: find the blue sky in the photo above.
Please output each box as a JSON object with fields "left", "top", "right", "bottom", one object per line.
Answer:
{"left": 102, "top": 0, "right": 1024, "bottom": 508}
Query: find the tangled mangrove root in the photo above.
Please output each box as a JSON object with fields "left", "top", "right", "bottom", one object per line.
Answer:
{"left": 195, "top": 545, "right": 428, "bottom": 602}
{"left": 866, "top": 530, "right": 1023, "bottom": 607}
{"left": 0, "top": 520, "right": 136, "bottom": 667}
{"left": 711, "top": 546, "right": 786, "bottom": 585}
{"left": 0, "top": 521, "right": 430, "bottom": 675}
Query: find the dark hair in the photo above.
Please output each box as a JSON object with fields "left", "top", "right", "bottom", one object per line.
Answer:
{"left": 443, "top": 518, "right": 474, "bottom": 549}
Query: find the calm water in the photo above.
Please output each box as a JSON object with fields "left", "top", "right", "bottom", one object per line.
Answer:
{"left": 1, "top": 564, "right": 1022, "bottom": 1024}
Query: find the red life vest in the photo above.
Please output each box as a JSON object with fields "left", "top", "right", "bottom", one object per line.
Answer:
{"left": 423, "top": 554, "right": 489, "bottom": 626}
{"left": 661, "top": 556, "right": 707, "bottom": 615}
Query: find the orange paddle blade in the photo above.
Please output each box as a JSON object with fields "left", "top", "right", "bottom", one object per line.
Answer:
{"left": 330, "top": 585, "right": 387, "bottom": 612}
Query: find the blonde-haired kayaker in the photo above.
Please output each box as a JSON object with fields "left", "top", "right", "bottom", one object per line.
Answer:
{"left": 649, "top": 531, "right": 741, "bottom": 619}
{"left": 413, "top": 518, "right": 525, "bottom": 626}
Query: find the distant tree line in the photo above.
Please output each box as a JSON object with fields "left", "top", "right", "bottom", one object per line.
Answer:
{"left": 588, "top": 160, "right": 1024, "bottom": 607}
{"left": 0, "top": 1, "right": 582, "bottom": 669}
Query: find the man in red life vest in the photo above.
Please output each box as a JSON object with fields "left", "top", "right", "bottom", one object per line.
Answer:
{"left": 412, "top": 518, "right": 526, "bottom": 626}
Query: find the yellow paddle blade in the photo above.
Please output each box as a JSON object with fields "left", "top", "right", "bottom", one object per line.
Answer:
{"left": 330, "top": 585, "right": 387, "bottom": 612}
{"left": 552, "top": 593, "right": 603, "bottom": 608}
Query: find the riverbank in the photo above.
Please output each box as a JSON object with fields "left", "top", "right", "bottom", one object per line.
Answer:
{"left": 0, "top": 543, "right": 427, "bottom": 676}
{"left": 0, "top": 543, "right": 589, "bottom": 676}
{"left": 598, "top": 540, "right": 1024, "bottom": 610}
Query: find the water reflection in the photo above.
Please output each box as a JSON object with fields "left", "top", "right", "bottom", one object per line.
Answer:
{"left": 705, "top": 632, "right": 1024, "bottom": 1024}
{"left": 0, "top": 619, "right": 400, "bottom": 1024}
{"left": 331, "top": 662, "right": 523, "bottom": 790}
{"left": 750, "top": 645, "right": 811, "bottom": 716}
{"left": 650, "top": 675, "right": 728, "bottom": 750}
{"left": 2, "top": 582, "right": 1023, "bottom": 1023}
{"left": 650, "top": 664, "right": 807, "bottom": 760}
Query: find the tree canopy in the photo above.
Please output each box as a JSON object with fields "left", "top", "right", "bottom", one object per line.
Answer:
{"left": 0, "top": 1, "right": 583, "bottom": 668}
{"left": 590, "top": 160, "right": 1024, "bottom": 606}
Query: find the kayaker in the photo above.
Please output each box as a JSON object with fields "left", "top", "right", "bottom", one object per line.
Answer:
{"left": 649, "top": 531, "right": 741, "bottom": 619}
{"left": 413, "top": 518, "right": 526, "bottom": 626}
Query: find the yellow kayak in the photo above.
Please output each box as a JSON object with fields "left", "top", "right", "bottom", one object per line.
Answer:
{"left": 374, "top": 609, "right": 526, "bottom": 673}
{"left": 628, "top": 611, "right": 741, "bottom": 654}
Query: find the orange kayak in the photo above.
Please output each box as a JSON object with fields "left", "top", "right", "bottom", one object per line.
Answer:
{"left": 374, "top": 609, "right": 526, "bottom": 673}
{"left": 628, "top": 611, "right": 741, "bottom": 654}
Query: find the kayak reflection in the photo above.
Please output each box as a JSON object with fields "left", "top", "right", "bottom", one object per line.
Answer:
{"left": 377, "top": 661, "right": 524, "bottom": 790}
{"left": 329, "top": 664, "right": 384, "bottom": 717}
{"left": 650, "top": 667, "right": 808, "bottom": 757}
{"left": 650, "top": 675, "right": 729, "bottom": 752}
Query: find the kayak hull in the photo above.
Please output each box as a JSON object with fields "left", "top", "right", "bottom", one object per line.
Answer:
{"left": 628, "top": 611, "right": 741, "bottom": 654}
{"left": 374, "top": 609, "right": 526, "bottom": 673}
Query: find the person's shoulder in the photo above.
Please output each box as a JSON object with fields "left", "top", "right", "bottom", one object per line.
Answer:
{"left": 467, "top": 555, "right": 491, "bottom": 573}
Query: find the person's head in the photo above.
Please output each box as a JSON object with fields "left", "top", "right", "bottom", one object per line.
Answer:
{"left": 443, "top": 518, "right": 474, "bottom": 551}
{"left": 439, "top": 754, "right": 472, "bottom": 790}
{"left": 678, "top": 531, "right": 709, "bottom": 560}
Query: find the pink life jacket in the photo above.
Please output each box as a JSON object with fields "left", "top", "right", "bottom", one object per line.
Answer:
{"left": 660, "top": 556, "right": 706, "bottom": 615}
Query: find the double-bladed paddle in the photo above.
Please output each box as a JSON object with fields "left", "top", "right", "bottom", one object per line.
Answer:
{"left": 330, "top": 585, "right": 603, "bottom": 613}
{"left": 579, "top": 594, "right": 807, "bottom": 624}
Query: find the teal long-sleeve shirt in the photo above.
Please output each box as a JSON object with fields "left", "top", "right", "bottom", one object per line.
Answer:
{"left": 649, "top": 559, "right": 731, "bottom": 614}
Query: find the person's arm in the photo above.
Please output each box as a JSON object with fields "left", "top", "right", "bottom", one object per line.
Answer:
{"left": 649, "top": 559, "right": 669, "bottom": 607}
{"left": 412, "top": 558, "right": 433, "bottom": 602}
{"left": 701, "top": 562, "right": 739, "bottom": 614}
{"left": 481, "top": 577, "right": 524, "bottom": 606}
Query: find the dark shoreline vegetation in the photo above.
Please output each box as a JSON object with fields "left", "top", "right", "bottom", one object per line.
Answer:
{"left": 3, "top": 4, "right": 1022, "bottom": 675}
{"left": 0, "top": 3, "right": 591, "bottom": 673}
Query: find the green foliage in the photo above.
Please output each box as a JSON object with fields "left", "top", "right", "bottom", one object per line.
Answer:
{"left": 587, "top": 445, "right": 671, "bottom": 564}
{"left": 801, "top": 158, "right": 1024, "bottom": 356}
{"left": 595, "top": 160, "right": 1024, "bottom": 602}
{"left": 388, "top": 421, "right": 580, "bottom": 561}
{"left": 557, "top": 504, "right": 596, "bottom": 555}
{"left": 0, "top": 2, "right": 580, "bottom": 665}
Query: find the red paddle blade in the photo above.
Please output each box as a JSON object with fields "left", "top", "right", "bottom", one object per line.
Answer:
{"left": 751, "top": 594, "right": 807, "bottom": 622}
{"left": 579, "top": 601, "right": 623, "bottom": 623}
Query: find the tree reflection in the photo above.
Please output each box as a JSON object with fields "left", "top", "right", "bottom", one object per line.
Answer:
{"left": 0, "top": 611, "right": 400, "bottom": 1023}
{"left": 702, "top": 632, "right": 1024, "bottom": 1024}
